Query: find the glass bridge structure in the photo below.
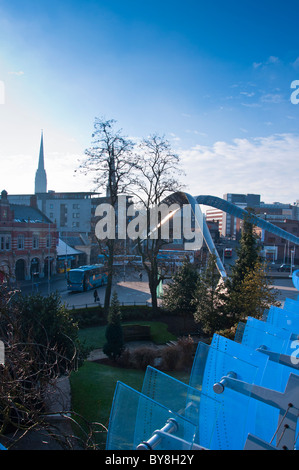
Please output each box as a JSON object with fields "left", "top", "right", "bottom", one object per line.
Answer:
{"left": 106, "top": 270, "right": 299, "bottom": 451}
{"left": 105, "top": 193, "right": 299, "bottom": 451}
{"left": 155, "top": 192, "right": 299, "bottom": 280}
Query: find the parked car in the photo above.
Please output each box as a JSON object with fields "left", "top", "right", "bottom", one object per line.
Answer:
{"left": 277, "top": 264, "right": 292, "bottom": 272}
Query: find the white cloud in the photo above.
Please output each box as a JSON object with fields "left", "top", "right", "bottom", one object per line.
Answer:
{"left": 261, "top": 93, "right": 284, "bottom": 104}
{"left": 268, "top": 56, "right": 279, "bottom": 64}
{"left": 180, "top": 133, "right": 299, "bottom": 204}
{"left": 240, "top": 91, "right": 255, "bottom": 97}
{"left": 292, "top": 57, "right": 299, "bottom": 68}
{"left": 252, "top": 56, "right": 280, "bottom": 69}
{"left": 8, "top": 70, "right": 24, "bottom": 76}
{"left": 0, "top": 150, "right": 92, "bottom": 195}
{"left": 241, "top": 102, "right": 262, "bottom": 108}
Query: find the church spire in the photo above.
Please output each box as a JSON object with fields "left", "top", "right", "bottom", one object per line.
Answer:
{"left": 35, "top": 130, "right": 47, "bottom": 193}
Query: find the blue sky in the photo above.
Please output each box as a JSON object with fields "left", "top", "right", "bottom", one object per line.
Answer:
{"left": 0, "top": 0, "right": 299, "bottom": 205}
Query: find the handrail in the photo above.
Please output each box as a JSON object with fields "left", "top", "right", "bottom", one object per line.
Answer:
{"left": 136, "top": 418, "right": 178, "bottom": 450}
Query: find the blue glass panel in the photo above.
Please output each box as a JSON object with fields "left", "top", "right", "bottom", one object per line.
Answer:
{"left": 267, "top": 306, "right": 299, "bottom": 332}
{"left": 190, "top": 335, "right": 266, "bottom": 449}
{"left": 189, "top": 341, "right": 210, "bottom": 391}
{"left": 141, "top": 366, "right": 222, "bottom": 449}
{"left": 106, "top": 382, "right": 197, "bottom": 450}
{"left": 292, "top": 270, "right": 299, "bottom": 291}
{"left": 193, "top": 335, "right": 299, "bottom": 448}
{"left": 237, "top": 316, "right": 292, "bottom": 355}
{"left": 234, "top": 321, "right": 246, "bottom": 343}
{"left": 284, "top": 297, "right": 299, "bottom": 314}
{"left": 238, "top": 318, "right": 299, "bottom": 449}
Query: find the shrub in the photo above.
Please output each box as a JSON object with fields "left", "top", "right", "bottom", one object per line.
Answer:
{"left": 70, "top": 306, "right": 105, "bottom": 328}
{"left": 103, "top": 323, "right": 124, "bottom": 360}
{"left": 160, "top": 336, "right": 194, "bottom": 371}
{"left": 130, "top": 347, "right": 158, "bottom": 370}
{"left": 116, "top": 348, "right": 132, "bottom": 368}
{"left": 160, "top": 345, "right": 180, "bottom": 371}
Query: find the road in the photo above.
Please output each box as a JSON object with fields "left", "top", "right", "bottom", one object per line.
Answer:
{"left": 17, "top": 266, "right": 298, "bottom": 310}
{"left": 269, "top": 276, "right": 299, "bottom": 304}
{"left": 17, "top": 268, "right": 152, "bottom": 309}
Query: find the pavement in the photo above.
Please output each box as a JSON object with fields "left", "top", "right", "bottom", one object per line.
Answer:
{"left": 16, "top": 268, "right": 153, "bottom": 309}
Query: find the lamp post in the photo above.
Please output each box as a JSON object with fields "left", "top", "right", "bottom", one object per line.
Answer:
{"left": 289, "top": 248, "right": 295, "bottom": 278}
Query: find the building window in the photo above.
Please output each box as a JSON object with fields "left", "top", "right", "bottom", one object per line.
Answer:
{"left": 46, "top": 235, "right": 51, "bottom": 248}
{"left": 72, "top": 222, "right": 80, "bottom": 228}
{"left": 73, "top": 204, "right": 80, "bottom": 209}
{"left": 5, "top": 236, "right": 10, "bottom": 250}
{"left": 17, "top": 235, "right": 25, "bottom": 250}
{"left": 0, "top": 235, "right": 11, "bottom": 251}
{"left": 73, "top": 213, "right": 80, "bottom": 218}
{"left": 32, "top": 235, "right": 39, "bottom": 249}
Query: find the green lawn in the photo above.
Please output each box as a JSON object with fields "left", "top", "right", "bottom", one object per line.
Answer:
{"left": 71, "top": 321, "right": 187, "bottom": 449}
{"left": 78, "top": 320, "right": 177, "bottom": 350}
{"left": 70, "top": 357, "right": 190, "bottom": 449}
{"left": 70, "top": 361, "right": 145, "bottom": 449}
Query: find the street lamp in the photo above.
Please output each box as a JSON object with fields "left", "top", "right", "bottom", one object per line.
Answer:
{"left": 272, "top": 245, "right": 276, "bottom": 265}
{"left": 289, "top": 248, "right": 295, "bottom": 278}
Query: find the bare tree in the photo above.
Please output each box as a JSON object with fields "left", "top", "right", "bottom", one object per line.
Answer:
{"left": 79, "top": 118, "right": 135, "bottom": 314}
{"left": 130, "top": 134, "right": 184, "bottom": 313}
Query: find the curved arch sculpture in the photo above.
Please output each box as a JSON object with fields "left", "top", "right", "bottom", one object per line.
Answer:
{"left": 196, "top": 195, "right": 299, "bottom": 246}
{"left": 160, "top": 192, "right": 227, "bottom": 278}
{"left": 159, "top": 193, "right": 299, "bottom": 280}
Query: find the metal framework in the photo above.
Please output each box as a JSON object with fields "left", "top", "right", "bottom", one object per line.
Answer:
{"left": 104, "top": 271, "right": 299, "bottom": 451}
{"left": 160, "top": 192, "right": 299, "bottom": 279}
{"left": 196, "top": 194, "right": 299, "bottom": 246}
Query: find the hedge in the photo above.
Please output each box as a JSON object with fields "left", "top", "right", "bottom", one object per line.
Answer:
{"left": 68, "top": 304, "right": 167, "bottom": 329}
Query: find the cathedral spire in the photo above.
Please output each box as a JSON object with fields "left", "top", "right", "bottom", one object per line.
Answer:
{"left": 35, "top": 130, "right": 47, "bottom": 193}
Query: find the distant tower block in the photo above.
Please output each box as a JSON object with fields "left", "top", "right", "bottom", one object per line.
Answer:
{"left": 35, "top": 130, "right": 47, "bottom": 193}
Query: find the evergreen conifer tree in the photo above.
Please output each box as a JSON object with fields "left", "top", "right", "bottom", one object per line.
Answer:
{"left": 162, "top": 258, "right": 199, "bottom": 316}
{"left": 223, "top": 211, "right": 263, "bottom": 324}
{"left": 238, "top": 259, "right": 280, "bottom": 320}
{"left": 192, "top": 254, "right": 225, "bottom": 335}
{"left": 103, "top": 291, "right": 124, "bottom": 360}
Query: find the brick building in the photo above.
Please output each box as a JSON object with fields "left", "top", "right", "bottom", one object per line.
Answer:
{"left": 0, "top": 190, "right": 58, "bottom": 282}
{"left": 255, "top": 218, "right": 299, "bottom": 264}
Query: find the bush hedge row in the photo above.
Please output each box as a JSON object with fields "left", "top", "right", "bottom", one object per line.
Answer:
{"left": 68, "top": 304, "right": 166, "bottom": 329}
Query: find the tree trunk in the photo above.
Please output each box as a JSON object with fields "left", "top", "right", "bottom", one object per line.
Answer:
{"left": 148, "top": 264, "right": 159, "bottom": 315}
{"left": 104, "top": 239, "right": 115, "bottom": 318}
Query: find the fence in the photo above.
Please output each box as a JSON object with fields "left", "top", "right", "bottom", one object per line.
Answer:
{"left": 68, "top": 300, "right": 152, "bottom": 310}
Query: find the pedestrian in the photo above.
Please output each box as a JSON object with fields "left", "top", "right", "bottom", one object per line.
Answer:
{"left": 94, "top": 289, "right": 99, "bottom": 302}
{"left": 139, "top": 272, "right": 142, "bottom": 281}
